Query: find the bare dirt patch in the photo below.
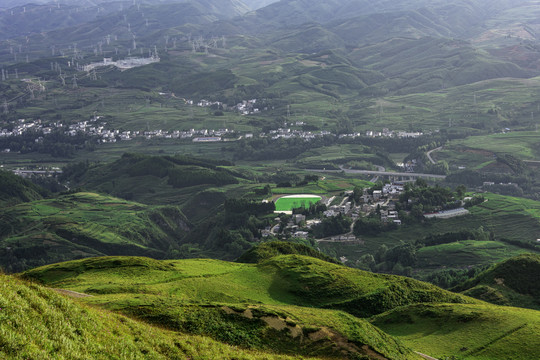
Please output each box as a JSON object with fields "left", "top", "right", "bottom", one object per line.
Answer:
{"left": 53, "top": 289, "right": 93, "bottom": 298}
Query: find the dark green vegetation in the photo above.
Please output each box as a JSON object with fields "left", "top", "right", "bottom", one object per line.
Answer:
{"left": 0, "top": 192, "right": 190, "bottom": 272}
{"left": 0, "top": 169, "right": 48, "bottom": 206}
{"left": 60, "top": 153, "right": 241, "bottom": 205}
{"left": 236, "top": 241, "right": 340, "bottom": 264}
{"left": 455, "top": 254, "right": 540, "bottom": 310}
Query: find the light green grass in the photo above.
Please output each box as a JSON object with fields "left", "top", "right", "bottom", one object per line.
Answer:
{"left": 0, "top": 274, "right": 329, "bottom": 360}
{"left": 274, "top": 196, "right": 322, "bottom": 211}
{"left": 373, "top": 303, "right": 540, "bottom": 360}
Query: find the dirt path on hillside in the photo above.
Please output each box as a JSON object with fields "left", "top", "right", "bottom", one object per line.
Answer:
{"left": 52, "top": 288, "right": 93, "bottom": 298}
{"left": 415, "top": 351, "right": 439, "bottom": 360}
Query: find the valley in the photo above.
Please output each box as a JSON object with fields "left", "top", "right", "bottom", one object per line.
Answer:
{"left": 0, "top": 0, "right": 540, "bottom": 359}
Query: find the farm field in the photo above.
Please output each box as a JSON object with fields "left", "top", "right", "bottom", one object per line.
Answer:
{"left": 433, "top": 131, "right": 540, "bottom": 169}
{"left": 274, "top": 195, "right": 322, "bottom": 212}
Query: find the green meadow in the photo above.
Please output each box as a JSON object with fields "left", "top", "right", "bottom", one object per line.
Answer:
{"left": 274, "top": 196, "right": 322, "bottom": 212}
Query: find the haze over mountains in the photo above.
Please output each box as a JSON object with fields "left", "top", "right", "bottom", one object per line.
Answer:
{"left": 1, "top": 1, "right": 540, "bottom": 359}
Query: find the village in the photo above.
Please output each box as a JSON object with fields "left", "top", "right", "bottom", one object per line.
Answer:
{"left": 263, "top": 181, "right": 470, "bottom": 248}
{"left": 263, "top": 183, "right": 408, "bottom": 241}
{"left": 0, "top": 112, "right": 430, "bottom": 151}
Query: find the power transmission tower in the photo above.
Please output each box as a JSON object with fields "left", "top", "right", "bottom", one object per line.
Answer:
{"left": 3, "top": 100, "right": 8, "bottom": 115}
{"left": 72, "top": 75, "right": 78, "bottom": 89}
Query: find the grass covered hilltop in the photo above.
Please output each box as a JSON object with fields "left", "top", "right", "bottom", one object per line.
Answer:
{"left": 5, "top": 245, "right": 537, "bottom": 360}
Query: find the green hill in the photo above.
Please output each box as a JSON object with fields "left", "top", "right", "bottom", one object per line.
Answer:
{"left": 60, "top": 153, "right": 241, "bottom": 207}
{"left": 236, "top": 241, "right": 340, "bottom": 264}
{"left": 0, "top": 273, "right": 331, "bottom": 360}
{"left": 20, "top": 254, "right": 540, "bottom": 359}
{"left": 373, "top": 303, "right": 540, "bottom": 360}
{"left": 21, "top": 255, "right": 426, "bottom": 359}
{"left": 0, "top": 170, "right": 48, "bottom": 206}
{"left": 0, "top": 192, "right": 190, "bottom": 272}
{"left": 454, "top": 254, "right": 540, "bottom": 310}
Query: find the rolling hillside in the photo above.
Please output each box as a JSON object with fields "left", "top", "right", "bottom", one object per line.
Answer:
{"left": 0, "top": 192, "right": 190, "bottom": 272}
{"left": 0, "top": 273, "right": 331, "bottom": 360}
{"left": 454, "top": 254, "right": 540, "bottom": 310}
{"left": 60, "top": 153, "right": 244, "bottom": 209}
{"left": 20, "top": 253, "right": 478, "bottom": 359}
{"left": 0, "top": 170, "right": 48, "bottom": 206}
{"left": 19, "top": 252, "right": 540, "bottom": 359}
{"left": 373, "top": 303, "right": 540, "bottom": 360}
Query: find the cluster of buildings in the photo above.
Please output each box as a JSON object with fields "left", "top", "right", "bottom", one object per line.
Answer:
{"left": 265, "top": 128, "right": 333, "bottom": 140}
{"left": 0, "top": 116, "right": 238, "bottom": 145}
{"left": 339, "top": 128, "right": 426, "bottom": 139}
{"left": 196, "top": 99, "right": 262, "bottom": 115}
{"left": 0, "top": 119, "right": 50, "bottom": 138}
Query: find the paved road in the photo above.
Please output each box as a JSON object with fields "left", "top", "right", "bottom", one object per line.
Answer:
{"left": 426, "top": 146, "right": 443, "bottom": 165}
{"left": 306, "top": 166, "right": 446, "bottom": 179}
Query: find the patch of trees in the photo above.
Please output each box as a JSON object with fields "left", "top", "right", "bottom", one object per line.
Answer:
{"left": 398, "top": 179, "right": 461, "bottom": 213}
{"left": 59, "top": 160, "right": 90, "bottom": 182}
{"left": 168, "top": 167, "right": 238, "bottom": 188}
{"left": 233, "top": 136, "right": 335, "bottom": 161}
{"left": 311, "top": 215, "right": 351, "bottom": 238}
{"left": 424, "top": 266, "right": 490, "bottom": 289}
{"left": 353, "top": 216, "right": 398, "bottom": 236}
{"left": 416, "top": 227, "right": 492, "bottom": 247}
{"left": 292, "top": 202, "right": 327, "bottom": 217}
{"left": 0, "top": 170, "right": 49, "bottom": 205}
{"left": 0, "top": 129, "right": 94, "bottom": 157}
{"left": 224, "top": 199, "right": 275, "bottom": 215}
{"left": 357, "top": 242, "right": 417, "bottom": 276}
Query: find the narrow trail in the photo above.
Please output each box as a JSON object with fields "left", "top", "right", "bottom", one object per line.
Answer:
{"left": 52, "top": 288, "right": 93, "bottom": 298}
{"left": 415, "top": 351, "right": 439, "bottom": 360}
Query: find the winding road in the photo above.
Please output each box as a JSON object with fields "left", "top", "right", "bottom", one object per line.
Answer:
{"left": 426, "top": 147, "right": 443, "bottom": 165}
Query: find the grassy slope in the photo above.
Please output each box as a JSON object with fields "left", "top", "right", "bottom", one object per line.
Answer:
{"left": 0, "top": 192, "right": 189, "bottom": 271}
{"left": 20, "top": 254, "right": 540, "bottom": 359}
{"left": 0, "top": 274, "right": 327, "bottom": 360}
{"left": 454, "top": 254, "right": 540, "bottom": 310}
{"left": 236, "top": 241, "right": 340, "bottom": 264}
{"left": 20, "top": 255, "right": 426, "bottom": 359}
{"left": 372, "top": 303, "right": 540, "bottom": 360}
{"left": 0, "top": 170, "right": 47, "bottom": 206}
{"left": 23, "top": 255, "right": 477, "bottom": 314}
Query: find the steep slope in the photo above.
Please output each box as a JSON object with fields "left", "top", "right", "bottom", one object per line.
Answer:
{"left": 20, "top": 255, "right": 438, "bottom": 359}
{"left": 21, "top": 254, "right": 540, "bottom": 359}
{"left": 236, "top": 241, "right": 340, "bottom": 264}
{"left": 454, "top": 254, "right": 540, "bottom": 310}
{"left": 373, "top": 303, "right": 540, "bottom": 360}
{"left": 60, "top": 153, "right": 240, "bottom": 206}
{"left": 0, "top": 170, "right": 48, "bottom": 206}
{"left": 24, "top": 255, "right": 477, "bottom": 317}
{"left": 0, "top": 192, "right": 190, "bottom": 272}
{"left": 0, "top": 273, "right": 328, "bottom": 360}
